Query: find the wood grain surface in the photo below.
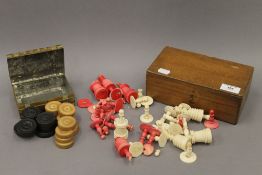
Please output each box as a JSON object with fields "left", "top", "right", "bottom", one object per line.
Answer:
{"left": 146, "top": 46, "right": 254, "bottom": 124}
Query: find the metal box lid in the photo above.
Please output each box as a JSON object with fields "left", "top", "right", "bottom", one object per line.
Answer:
{"left": 7, "top": 45, "right": 75, "bottom": 112}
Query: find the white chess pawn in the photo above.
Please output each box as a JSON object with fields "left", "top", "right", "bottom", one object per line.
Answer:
{"left": 180, "top": 142, "right": 197, "bottom": 163}
{"left": 170, "top": 134, "right": 197, "bottom": 163}
{"left": 140, "top": 105, "right": 154, "bottom": 123}
{"left": 138, "top": 89, "right": 143, "bottom": 98}
{"left": 114, "top": 109, "right": 128, "bottom": 139}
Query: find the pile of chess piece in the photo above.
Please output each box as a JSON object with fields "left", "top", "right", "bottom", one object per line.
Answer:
{"left": 79, "top": 74, "right": 219, "bottom": 163}
{"left": 13, "top": 74, "right": 219, "bottom": 163}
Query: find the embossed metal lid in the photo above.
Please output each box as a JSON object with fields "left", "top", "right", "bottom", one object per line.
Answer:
{"left": 7, "top": 45, "right": 64, "bottom": 83}
{"left": 6, "top": 45, "right": 75, "bottom": 113}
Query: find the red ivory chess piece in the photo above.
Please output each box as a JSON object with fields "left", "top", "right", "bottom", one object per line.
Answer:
{"left": 204, "top": 109, "right": 219, "bottom": 129}
{"left": 117, "top": 83, "right": 138, "bottom": 103}
{"left": 113, "top": 98, "right": 124, "bottom": 113}
{"left": 90, "top": 118, "right": 105, "bottom": 139}
{"left": 114, "top": 137, "right": 132, "bottom": 161}
{"left": 98, "top": 75, "right": 122, "bottom": 100}
{"left": 144, "top": 125, "right": 161, "bottom": 156}
{"left": 104, "top": 120, "right": 115, "bottom": 129}
{"left": 139, "top": 123, "right": 151, "bottom": 144}
{"left": 102, "top": 125, "right": 109, "bottom": 135}
{"left": 90, "top": 80, "right": 109, "bottom": 100}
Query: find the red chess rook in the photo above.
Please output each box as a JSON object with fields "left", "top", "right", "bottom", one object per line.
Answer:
{"left": 117, "top": 83, "right": 138, "bottom": 103}
{"left": 98, "top": 75, "right": 122, "bottom": 100}
{"left": 90, "top": 80, "right": 109, "bottom": 100}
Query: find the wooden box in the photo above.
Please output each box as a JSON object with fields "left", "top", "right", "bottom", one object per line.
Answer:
{"left": 146, "top": 46, "right": 254, "bottom": 124}
{"left": 7, "top": 45, "right": 75, "bottom": 114}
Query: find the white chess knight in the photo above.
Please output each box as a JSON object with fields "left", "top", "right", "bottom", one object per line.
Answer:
{"left": 114, "top": 109, "right": 128, "bottom": 139}
{"left": 140, "top": 105, "right": 154, "bottom": 123}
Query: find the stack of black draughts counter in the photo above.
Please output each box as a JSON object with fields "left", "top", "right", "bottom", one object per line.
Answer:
{"left": 14, "top": 107, "right": 57, "bottom": 138}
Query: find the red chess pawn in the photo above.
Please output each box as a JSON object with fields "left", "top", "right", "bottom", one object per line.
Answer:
{"left": 204, "top": 109, "right": 219, "bottom": 129}
{"left": 139, "top": 123, "right": 151, "bottom": 144}
{"left": 114, "top": 137, "right": 132, "bottom": 161}
{"left": 102, "top": 126, "right": 109, "bottom": 135}
{"left": 109, "top": 115, "right": 116, "bottom": 121}
{"left": 91, "top": 113, "right": 99, "bottom": 121}
{"left": 90, "top": 118, "right": 106, "bottom": 139}
{"left": 104, "top": 120, "right": 115, "bottom": 129}
{"left": 147, "top": 127, "right": 161, "bottom": 145}
{"left": 144, "top": 125, "right": 161, "bottom": 156}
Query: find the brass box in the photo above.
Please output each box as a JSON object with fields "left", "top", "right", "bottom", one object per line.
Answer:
{"left": 7, "top": 45, "right": 75, "bottom": 114}
{"left": 146, "top": 46, "right": 254, "bottom": 124}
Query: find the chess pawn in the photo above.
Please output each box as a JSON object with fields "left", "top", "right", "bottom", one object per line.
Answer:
{"left": 180, "top": 142, "right": 197, "bottom": 163}
{"left": 138, "top": 89, "right": 143, "bottom": 98}
{"left": 140, "top": 105, "right": 154, "bottom": 123}
{"left": 114, "top": 109, "right": 128, "bottom": 139}
{"left": 190, "top": 128, "right": 212, "bottom": 144}
{"left": 170, "top": 134, "right": 197, "bottom": 163}
{"left": 204, "top": 109, "right": 219, "bottom": 129}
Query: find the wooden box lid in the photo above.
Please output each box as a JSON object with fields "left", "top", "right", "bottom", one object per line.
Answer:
{"left": 147, "top": 46, "right": 254, "bottom": 98}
